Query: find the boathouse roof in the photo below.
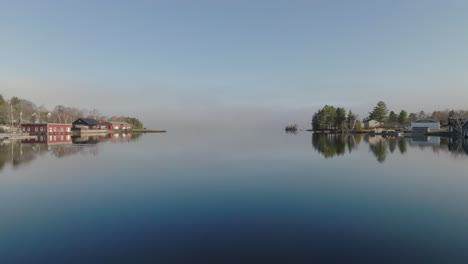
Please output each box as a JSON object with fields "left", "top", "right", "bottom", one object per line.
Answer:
{"left": 73, "top": 118, "right": 99, "bottom": 126}
{"left": 413, "top": 119, "right": 438, "bottom": 123}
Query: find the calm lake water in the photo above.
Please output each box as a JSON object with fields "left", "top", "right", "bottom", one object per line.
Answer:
{"left": 1, "top": 130, "right": 468, "bottom": 263}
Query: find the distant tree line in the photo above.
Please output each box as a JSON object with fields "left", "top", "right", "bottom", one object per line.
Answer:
{"left": 312, "top": 100, "right": 468, "bottom": 131}
{"left": 364, "top": 101, "right": 468, "bottom": 128}
{"left": 0, "top": 94, "right": 144, "bottom": 128}
{"left": 311, "top": 105, "right": 361, "bottom": 132}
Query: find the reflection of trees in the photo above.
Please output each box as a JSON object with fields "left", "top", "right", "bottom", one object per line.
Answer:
{"left": 346, "top": 134, "right": 362, "bottom": 153}
{"left": 0, "top": 140, "right": 48, "bottom": 171}
{"left": 368, "top": 137, "right": 388, "bottom": 163}
{"left": 312, "top": 133, "right": 468, "bottom": 162}
{"left": 448, "top": 137, "right": 468, "bottom": 155}
{"left": 50, "top": 145, "right": 86, "bottom": 158}
{"left": 0, "top": 133, "right": 146, "bottom": 172}
{"left": 285, "top": 130, "right": 298, "bottom": 135}
{"left": 0, "top": 141, "right": 96, "bottom": 171}
{"left": 398, "top": 138, "right": 407, "bottom": 154}
{"left": 312, "top": 134, "right": 360, "bottom": 158}
{"left": 388, "top": 138, "right": 397, "bottom": 153}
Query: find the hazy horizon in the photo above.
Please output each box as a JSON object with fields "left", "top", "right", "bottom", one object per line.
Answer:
{"left": 2, "top": 0, "right": 468, "bottom": 129}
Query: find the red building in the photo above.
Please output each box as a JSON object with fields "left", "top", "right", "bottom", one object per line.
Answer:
{"left": 21, "top": 123, "right": 72, "bottom": 135}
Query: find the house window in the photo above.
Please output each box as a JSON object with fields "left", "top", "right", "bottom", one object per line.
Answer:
{"left": 53, "top": 127, "right": 57, "bottom": 132}
{"left": 22, "top": 127, "right": 26, "bottom": 132}
{"left": 40, "top": 127, "right": 43, "bottom": 132}
{"left": 35, "top": 127, "right": 38, "bottom": 132}
{"left": 27, "top": 127, "right": 30, "bottom": 132}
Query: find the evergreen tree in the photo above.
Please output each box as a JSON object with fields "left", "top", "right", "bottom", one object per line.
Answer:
{"left": 335, "top": 107, "right": 347, "bottom": 130}
{"left": 355, "top": 120, "right": 362, "bottom": 131}
{"left": 398, "top": 110, "right": 408, "bottom": 125}
{"left": 369, "top": 101, "right": 388, "bottom": 124}
{"left": 388, "top": 111, "right": 398, "bottom": 124}
{"left": 311, "top": 105, "right": 338, "bottom": 131}
{"left": 346, "top": 110, "right": 357, "bottom": 130}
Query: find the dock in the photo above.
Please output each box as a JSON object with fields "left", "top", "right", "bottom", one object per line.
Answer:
{"left": 70, "top": 129, "right": 167, "bottom": 136}
{"left": 127, "top": 129, "right": 166, "bottom": 133}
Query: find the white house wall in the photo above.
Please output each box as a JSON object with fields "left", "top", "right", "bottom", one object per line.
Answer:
{"left": 411, "top": 122, "right": 440, "bottom": 130}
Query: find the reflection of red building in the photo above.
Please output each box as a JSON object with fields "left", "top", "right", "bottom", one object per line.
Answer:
{"left": 22, "top": 134, "right": 72, "bottom": 145}
{"left": 21, "top": 123, "right": 72, "bottom": 135}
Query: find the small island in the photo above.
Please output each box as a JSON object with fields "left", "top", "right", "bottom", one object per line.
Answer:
{"left": 287, "top": 101, "right": 468, "bottom": 138}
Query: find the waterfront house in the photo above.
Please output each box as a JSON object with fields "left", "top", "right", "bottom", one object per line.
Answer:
{"left": 364, "top": 120, "right": 380, "bottom": 129}
{"left": 108, "top": 121, "right": 133, "bottom": 130}
{"left": 97, "top": 121, "right": 132, "bottom": 130}
{"left": 411, "top": 119, "right": 440, "bottom": 132}
{"left": 72, "top": 118, "right": 100, "bottom": 130}
{"left": 99, "top": 121, "right": 112, "bottom": 130}
{"left": 21, "top": 123, "right": 72, "bottom": 135}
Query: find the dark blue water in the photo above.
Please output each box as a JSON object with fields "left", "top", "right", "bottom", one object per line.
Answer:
{"left": 1, "top": 131, "right": 468, "bottom": 263}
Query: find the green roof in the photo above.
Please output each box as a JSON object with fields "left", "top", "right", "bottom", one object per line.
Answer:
{"left": 414, "top": 119, "right": 437, "bottom": 123}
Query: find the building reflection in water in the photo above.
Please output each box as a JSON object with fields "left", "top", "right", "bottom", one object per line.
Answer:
{"left": 0, "top": 133, "right": 142, "bottom": 172}
{"left": 311, "top": 133, "right": 468, "bottom": 163}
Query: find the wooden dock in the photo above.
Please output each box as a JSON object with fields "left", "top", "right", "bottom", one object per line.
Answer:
{"left": 128, "top": 129, "right": 166, "bottom": 133}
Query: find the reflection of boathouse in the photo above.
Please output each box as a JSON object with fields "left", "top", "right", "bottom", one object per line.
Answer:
{"left": 21, "top": 123, "right": 72, "bottom": 135}
{"left": 408, "top": 136, "right": 440, "bottom": 146}
{"left": 72, "top": 136, "right": 100, "bottom": 145}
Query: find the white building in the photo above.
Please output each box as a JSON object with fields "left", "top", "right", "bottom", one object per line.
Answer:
{"left": 411, "top": 119, "right": 440, "bottom": 132}
{"left": 363, "top": 120, "right": 380, "bottom": 129}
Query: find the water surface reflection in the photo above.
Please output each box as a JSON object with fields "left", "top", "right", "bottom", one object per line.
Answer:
{"left": 0, "top": 133, "right": 142, "bottom": 171}
{"left": 1, "top": 131, "right": 468, "bottom": 263}
{"left": 311, "top": 133, "right": 468, "bottom": 163}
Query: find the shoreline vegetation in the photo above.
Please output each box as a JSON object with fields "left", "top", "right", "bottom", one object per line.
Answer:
{"left": 285, "top": 125, "right": 298, "bottom": 133}
{"left": 287, "top": 101, "right": 468, "bottom": 137}
{"left": 0, "top": 94, "right": 165, "bottom": 134}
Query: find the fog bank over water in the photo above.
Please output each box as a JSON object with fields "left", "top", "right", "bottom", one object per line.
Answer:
{"left": 4, "top": 75, "right": 468, "bottom": 131}
{"left": 3, "top": 0, "right": 468, "bottom": 131}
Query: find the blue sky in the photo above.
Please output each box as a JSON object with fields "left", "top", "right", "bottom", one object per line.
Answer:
{"left": 1, "top": 0, "right": 468, "bottom": 128}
